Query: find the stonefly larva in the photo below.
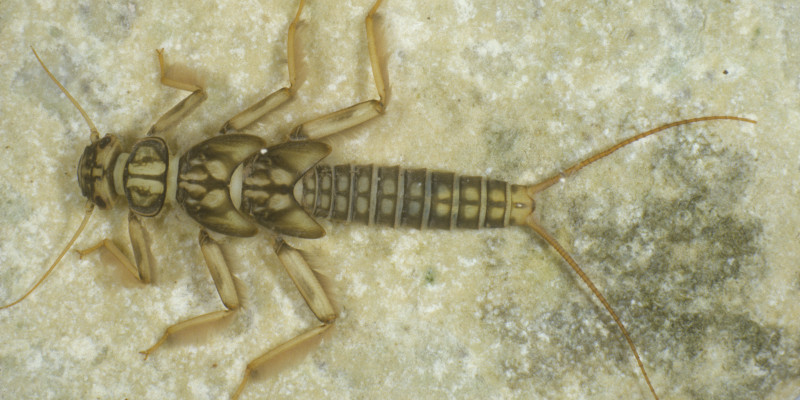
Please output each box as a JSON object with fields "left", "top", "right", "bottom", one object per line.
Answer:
{"left": 0, "top": 1, "right": 756, "bottom": 398}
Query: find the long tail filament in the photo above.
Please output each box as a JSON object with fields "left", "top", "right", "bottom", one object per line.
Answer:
{"left": 527, "top": 217, "right": 659, "bottom": 399}
{"left": 525, "top": 116, "right": 757, "bottom": 400}
{"left": 528, "top": 116, "right": 756, "bottom": 197}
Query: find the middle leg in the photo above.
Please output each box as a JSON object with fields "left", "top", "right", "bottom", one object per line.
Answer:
{"left": 289, "top": 0, "right": 387, "bottom": 141}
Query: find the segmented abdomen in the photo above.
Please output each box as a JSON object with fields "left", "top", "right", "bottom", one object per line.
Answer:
{"left": 297, "top": 165, "right": 531, "bottom": 229}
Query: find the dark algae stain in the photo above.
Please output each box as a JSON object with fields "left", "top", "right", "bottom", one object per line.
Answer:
{"left": 478, "top": 131, "right": 800, "bottom": 398}
{"left": 568, "top": 136, "right": 798, "bottom": 398}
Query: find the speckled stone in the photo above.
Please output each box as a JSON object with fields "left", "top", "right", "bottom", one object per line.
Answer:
{"left": 1, "top": 1, "right": 798, "bottom": 399}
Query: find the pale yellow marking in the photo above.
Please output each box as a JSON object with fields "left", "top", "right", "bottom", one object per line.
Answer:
{"left": 126, "top": 178, "right": 165, "bottom": 194}
{"left": 461, "top": 205, "right": 479, "bottom": 219}
{"left": 178, "top": 181, "right": 208, "bottom": 197}
{"left": 380, "top": 198, "right": 394, "bottom": 215}
{"left": 409, "top": 182, "right": 423, "bottom": 197}
{"left": 336, "top": 174, "right": 349, "bottom": 190}
{"left": 128, "top": 161, "right": 167, "bottom": 175}
{"left": 488, "top": 207, "right": 504, "bottom": 221}
{"left": 335, "top": 195, "right": 348, "bottom": 214}
{"left": 205, "top": 160, "right": 228, "bottom": 180}
{"left": 356, "top": 197, "right": 368, "bottom": 214}
{"left": 489, "top": 188, "right": 504, "bottom": 203}
{"left": 407, "top": 200, "right": 421, "bottom": 216}
{"left": 200, "top": 189, "right": 227, "bottom": 208}
{"left": 179, "top": 169, "right": 209, "bottom": 181}
{"left": 434, "top": 184, "right": 450, "bottom": 200}
{"left": 270, "top": 168, "right": 294, "bottom": 186}
{"left": 463, "top": 186, "right": 479, "bottom": 202}
{"left": 357, "top": 176, "right": 370, "bottom": 193}
{"left": 382, "top": 179, "right": 395, "bottom": 195}
{"left": 268, "top": 193, "right": 292, "bottom": 211}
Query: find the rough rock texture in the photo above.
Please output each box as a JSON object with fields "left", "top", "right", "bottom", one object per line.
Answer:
{"left": 1, "top": 1, "right": 798, "bottom": 399}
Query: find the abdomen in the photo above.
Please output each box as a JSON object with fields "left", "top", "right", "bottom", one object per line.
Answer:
{"left": 296, "top": 164, "right": 532, "bottom": 230}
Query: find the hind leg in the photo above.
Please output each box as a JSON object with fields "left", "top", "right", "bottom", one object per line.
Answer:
{"left": 232, "top": 240, "right": 336, "bottom": 400}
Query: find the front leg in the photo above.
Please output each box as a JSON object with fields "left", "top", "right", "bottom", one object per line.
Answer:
{"left": 76, "top": 212, "right": 154, "bottom": 283}
{"left": 146, "top": 49, "right": 208, "bottom": 136}
{"left": 139, "top": 229, "right": 239, "bottom": 359}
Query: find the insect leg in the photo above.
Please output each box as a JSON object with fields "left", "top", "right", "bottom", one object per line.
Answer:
{"left": 289, "top": 0, "right": 386, "bottom": 141}
{"left": 232, "top": 239, "right": 335, "bottom": 400}
{"left": 75, "top": 212, "right": 154, "bottom": 284}
{"left": 219, "top": 0, "right": 306, "bottom": 134}
{"left": 146, "top": 49, "right": 208, "bottom": 136}
{"left": 139, "top": 229, "right": 239, "bottom": 359}
{"left": 274, "top": 240, "right": 335, "bottom": 323}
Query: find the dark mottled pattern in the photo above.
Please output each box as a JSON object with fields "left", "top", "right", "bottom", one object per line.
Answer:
{"left": 240, "top": 140, "right": 329, "bottom": 239}
{"left": 476, "top": 136, "right": 798, "bottom": 399}
{"left": 176, "top": 134, "right": 263, "bottom": 237}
